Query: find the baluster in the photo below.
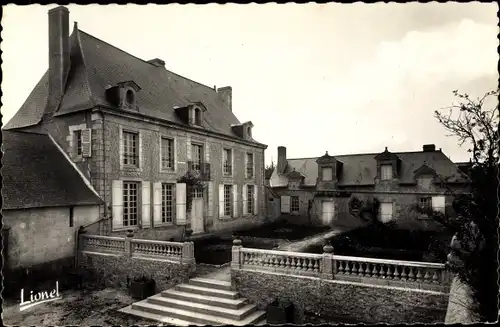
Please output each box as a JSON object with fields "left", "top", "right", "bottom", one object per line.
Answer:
{"left": 378, "top": 265, "right": 385, "bottom": 278}
{"left": 416, "top": 268, "right": 423, "bottom": 281}
{"left": 408, "top": 267, "right": 415, "bottom": 281}
{"left": 338, "top": 261, "right": 344, "bottom": 274}
{"left": 432, "top": 270, "right": 439, "bottom": 283}
{"left": 363, "top": 263, "right": 370, "bottom": 277}
{"left": 386, "top": 266, "right": 393, "bottom": 280}
{"left": 278, "top": 256, "right": 284, "bottom": 268}
{"left": 393, "top": 266, "right": 400, "bottom": 280}
{"left": 303, "top": 258, "right": 309, "bottom": 271}
{"left": 357, "top": 262, "right": 364, "bottom": 276}
{"left": 371, "top": 263, "right": 378, "bottom": 278}
{"left": 273, "top": 256, "right": 278, "bottom": 267}
{"left": 346, "top": 262, "right": 352, "bottom": 275}
{"left": 424, "top": 270, "right": 431, "bottom": 283}
{"left": 313, "top": 259, "right": 319, "bottom": 272}
{"left": 285, "top": 256, "right": 290, "bottom": 268}
{"left": 401, "top": 266, "right": 408, "bottom": 280}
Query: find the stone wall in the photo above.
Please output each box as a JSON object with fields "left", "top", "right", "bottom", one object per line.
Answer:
{"left": 231, "top": 269, "right": 449, "bottom": 324}
{"left": 80, "top": 252, "right": 195, "bottom": 293}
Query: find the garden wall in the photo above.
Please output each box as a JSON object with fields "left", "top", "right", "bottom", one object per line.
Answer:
{"left": 231, "top": 269, "right": 449, "bottom": 324}
{"left": 80, "top": 252, "right": 195, "bottom": 292}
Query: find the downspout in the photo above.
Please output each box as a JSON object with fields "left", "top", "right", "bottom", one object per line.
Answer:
{"left": 102, "top": 110, "right": 107, "bottom": 234}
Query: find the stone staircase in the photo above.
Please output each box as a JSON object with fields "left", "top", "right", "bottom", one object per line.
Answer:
{"left": 120, "top": 277, "right": 267, "bottom": 326}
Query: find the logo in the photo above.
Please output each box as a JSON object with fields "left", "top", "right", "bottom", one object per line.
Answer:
{"left": 20, "top": 281, "right": 62, "bottom": 312}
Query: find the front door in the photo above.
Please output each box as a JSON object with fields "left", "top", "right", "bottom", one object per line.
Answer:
{"left": 191, "top": 188, "right": 205, "bottom": 234}
{"left": 321, "top": 200, "right": 334, "bottom": 225}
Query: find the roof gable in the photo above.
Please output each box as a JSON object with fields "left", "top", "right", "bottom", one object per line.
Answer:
{"left": 413, "top": 164, "right": 437, "bottom": 178}
{"left": 2, "top": 130, "right": 103, "bottom": 210}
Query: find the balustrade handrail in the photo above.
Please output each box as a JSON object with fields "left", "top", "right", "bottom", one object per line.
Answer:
{"left": 82, "top": 234, "right": 125, "bottom": 242}
{"left": 241, "top": 247, "right": 323, "bottom": 259}
{"left": 131, "top": 238, "right": 184, "bottom": 247}
{"left": 332, "top": 254, "right": 446, "bottom": 269}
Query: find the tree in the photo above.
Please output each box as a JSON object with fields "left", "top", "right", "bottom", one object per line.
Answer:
{"left": 430, "top": 89, "right": 499, "bottom": 322}
{"left": 265, "top": 161, "right": 275, "bottom": 179}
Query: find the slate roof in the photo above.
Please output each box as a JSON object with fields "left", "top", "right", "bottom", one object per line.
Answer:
{"left": 270, "top": 149, "right": 470, "bottom": 188}
{"left": 4, "top": 26, "right": 265, "bottom": 147}
{"left": 2, "top": 130, "right": 103, "bottom": 210}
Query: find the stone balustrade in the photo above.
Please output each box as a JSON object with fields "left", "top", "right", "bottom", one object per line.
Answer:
{"left": 231, "top": 239, "right": 451, "bottom": 292}
{"left": 80, "top": 234, "right": 195, "bottom": 264}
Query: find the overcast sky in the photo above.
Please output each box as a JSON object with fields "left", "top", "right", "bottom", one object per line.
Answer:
{"left": 2, "top": 3, "right": 498, "bottom": 165}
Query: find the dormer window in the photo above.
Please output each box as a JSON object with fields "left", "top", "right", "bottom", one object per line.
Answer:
{"left": 322, "top": 167, "right": 333, "bottom": 181}
{"left": 380, "top": 164, "right": 393, "bottom": 180}
{"left": 105, "top": 81, "right": 141, "bottom": 110}
{"left": 231, "top": 121, "right": 254, "bottom": 140}
{"left": 247, "top": 126, "right": 252, "bottom": 138}
{"left": 194, "top": 108, "right": 202, "bottom": 126}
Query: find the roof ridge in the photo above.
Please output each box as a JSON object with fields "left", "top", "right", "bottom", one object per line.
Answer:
{"left": 286, "top": 150, "right": 448, "bottom": 161}
{"left": 78, "top": 29, "right": 218, "bottom": 95}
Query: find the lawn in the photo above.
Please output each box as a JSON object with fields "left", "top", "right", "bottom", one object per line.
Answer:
{"left": 303, "top": 224, "right": 451, "bottom": 262}
{"left": 3, "top": 286, "right": 156, "bottom": 326}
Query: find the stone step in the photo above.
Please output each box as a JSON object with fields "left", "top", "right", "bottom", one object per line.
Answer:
{"left": 147, "top": 294, "right": 257, "bottom": 320}
{"left": 189, "top": 277, "right": 232, "bottom": 291}
{"left": 175, "top": 283, "right": 240, "bottom": 299}
{"left": 162, "top": 288, "right": 248, "bottom": 309}
{"left": 118, "top": 305, "right": 203, "bottom": 326}
{"left": 131, "top": 301, "right": 266, "bottom": 326}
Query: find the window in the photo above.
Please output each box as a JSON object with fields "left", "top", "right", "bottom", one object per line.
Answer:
{"left": 194, "top": 108, "right": 202, "bottom": 125}
{"left": 419, "top": 197, "right": 432, "bottom": 211}
{"left": 247, "top": 185, "right": 255, "bottom": 214}
{"left": 69, "top": 207, "right": 74, "bottom": 227}
{"left": 161, "top": 137, "right": 174, "bottom": 170}
{"left": 126, "top": 89, "right": 135, "bottom": 106}
{"left": 123, "top": 131, "right": 139, "bottom": 166}
{"left": 74, "top": 130, "right": 82, "bottom": 156}
{"left": 191, "top": 143, "right": 204, "bottom": 171}
{"left": 379, "top": 202, "right": 393, "bottom": 222}
{"left": 291, "top": 196, "right": 300, "bottom": 213}
{"left": 246, "top": 153, "right": 254, "bottom": 178}
{"left": 322, "top": 167, "right": 333, "bottom": 181}
{"left": 380, "top": 164, "right": 393, "bottom": 180}
{"left": 161, "top": 183, "right": 174, "bottom": 223}
{"left": 224, "top": 185, "right": 232, "bottom": 217}
{"left": 247, "top": 127, "right": 252, "bottom": 138}
{"left": 123, "top": 182, "right": 139, "bottom": 227}
{"left": 223, "top": 149, "right": 232, "bottom": 176}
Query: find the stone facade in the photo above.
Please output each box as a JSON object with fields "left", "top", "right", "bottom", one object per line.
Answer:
{"left": 231, "top": 269, "right": 449, "bottom": 324}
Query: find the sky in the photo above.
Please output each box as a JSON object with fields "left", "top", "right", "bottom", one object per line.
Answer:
{"left": 1, "top": 3, "right": 498, "bottom": 165}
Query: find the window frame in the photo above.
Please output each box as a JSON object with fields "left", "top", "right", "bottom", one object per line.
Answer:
{"left": 224, "top": 184, "right": 233, "bottom": 217}
{"left": 160, "top": 137, "right": 175, "bottom": 171}
{"left": 246, "top": 152, "right": 254, "bottom": 179}
{"left": 223, "top": 148, "right": 233, "bottom": 176}
{"left": 322, "top": 167, "right": 333, "bottom": 181}
{"left": 191, "top": 143, "right": 204, "bottom": 171}
{"left": 74, "top": 130, "right": 83, "bottom": 156}
{"left": 290, "top": 196, "right": 300, "bottom": 213}
{"left": 123, "top": 181, "right": 140, "bottom": 227}
{"left": 122, "top": 130, "right": 139, "bottom": 167}
{"left": 380, "top": 164, "right": 393, "bottom": 181}
{"left": 247, "top": 184, "right": 255, "bottom": 214}
{"left": 161, "top": 183, "right": 174, "bottom": 224}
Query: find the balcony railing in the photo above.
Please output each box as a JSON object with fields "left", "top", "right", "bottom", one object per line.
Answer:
{"left": 188, "top": 161, "right": 211, "bottom": 181}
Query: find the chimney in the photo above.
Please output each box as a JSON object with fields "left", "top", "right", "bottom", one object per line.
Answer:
{"left": 46, "top": 6, "right": 71, "bottom": 117}
{"left": 217, "top": 86, "right": 232, "bottom": 112}
{"left": 277, "top": 146, "right": 287, "bottom": 174}
{"left": 147, "top": 58, "right": 165, "bottom": 67}
{"left": 423, "top": 144, "right": 436, "bottom": 152}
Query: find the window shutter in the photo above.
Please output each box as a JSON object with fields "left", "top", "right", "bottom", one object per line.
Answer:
{"left": 142, "top": 181, "right": 151, "bottom": 228}
{"left": 432, "top": 196, "right": 445, "bottom": 213}
{"left": 244, "top": 153, "right": 248, "bottom": 179}
{"left": 233, "top": 184, "right": 239, "bottom": 218}
{"left": 219, "top": 184, "right": 225, "bottom": 218}
{"left": 81, "top": 128, "right": 92, "bottom": 157}
{"left": 152, "top": 182, "right": 162, "bottom": 226}
{"left": 176, "top": 183, "right": 187, "bottom": 225}
{"left": 138, "top": 131, "right": 143, "bottom": 169}
{"left": 281, "top": 196, "right": 290, "bottom": 213}
{"left": 242, "top": 184, "right": 248, "bottom": 216}
{"left": 186, "top": 136, "right": 192, "bottom": 161}
{"left": 112, "top": 180, "right": 123, "bottom": 230}
{"left": 207, "top": 182, "right": 213, "bottom": 217}
{"left": 254, "top": 184, "right": 258, "bottom": 215}
{"left": 119, "top": 127, "right": 124, "bottom": 169}
{"left": 158, "top": 137, "right": 163, "bottom": 171}
{"left": 205, "top": 142, "right": 210, "bottom": 163}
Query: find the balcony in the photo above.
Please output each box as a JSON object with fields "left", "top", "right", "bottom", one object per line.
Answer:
{"left": 188, "top": 161, "right": 211, "bottom": 181}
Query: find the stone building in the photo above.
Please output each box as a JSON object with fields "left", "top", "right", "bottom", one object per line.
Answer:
{"left": 4, "top": 6, "right": 267, "bottom": 239}
{"left": 269, "top": 145, "right": 470, "bottom": 230}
